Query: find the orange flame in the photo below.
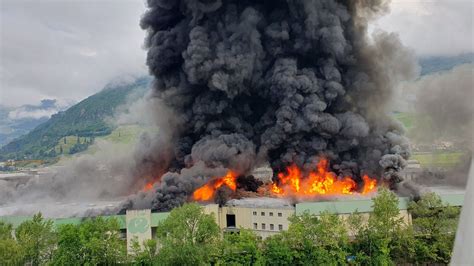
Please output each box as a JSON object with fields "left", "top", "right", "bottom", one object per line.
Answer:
{"left": 362, "top": 174, "right": 377, "bottom": 194}
{"left": 193, "top": 171, "right": 238, "bottom": 201}
{"left": 271, "top": 159, "right": 377, "bottom": 197}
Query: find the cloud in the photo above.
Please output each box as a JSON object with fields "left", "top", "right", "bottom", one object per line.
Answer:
{"left": 6, "top": 98, "right": 69, "bottom": 120}
{"left": 0, "top": 0, "right": 148, "bottom": 108}
{"left": 0, "top": 0, "right": 471, "bottom": 108}
{"left": 371, "top": 0, "right": 473, "bottom": 56}
{"left": 8, "top": 108, "right": 58, "bottom": 120}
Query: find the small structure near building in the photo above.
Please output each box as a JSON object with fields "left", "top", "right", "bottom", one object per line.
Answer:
{"left": 126, "top": 209, "right": 152, "bottom": 252}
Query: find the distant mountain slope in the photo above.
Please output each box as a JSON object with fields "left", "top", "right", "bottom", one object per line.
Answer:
{"left": 0, "top": 99, "right": 69, "bottom": 147}
{"left": 419, "top": 53, "right": 473, "bottom": 76}
{"left": 0, "top": 76, "right": 151, "bottom": 160}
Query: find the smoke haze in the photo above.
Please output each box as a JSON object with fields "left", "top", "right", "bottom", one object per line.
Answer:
{"left": 414, "top": 64, "right": 474, "bottom": 148}
{"left": 411, "top": 64, "right": 474, "bottom": 187}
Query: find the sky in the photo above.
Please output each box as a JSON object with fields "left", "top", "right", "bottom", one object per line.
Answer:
{"left": 0, "top": 0, "right": 472, "bottom": 109}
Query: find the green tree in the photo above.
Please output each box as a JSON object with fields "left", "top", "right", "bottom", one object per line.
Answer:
{"left": 52, "top": 217, "right": 126, "bottom": 265}
{"left": 409, "top": 192, "right": 460, "bottom": 264}
{"left": 52, "top": 224, "right": 82, "bottom": 265}
{"left": 218, "top": 229, "right": 262, "bottom": 265}
{"left": 350, "top": 187, "right": 406, "bottom": 265}
{"left": 262, "top": 211, "right": 349, "bottom": 265}
{"left": 15, "top": 213, "right": 56, "bottom": 265}
{"left": 0, "top": 221, "right": 24, "bottom": 264}
{"left": 261, "top": 234, "right": 293, "bottom": 265}
{"left": 155, "top": 203, "right": 220, "bottom": 265}
{"left": 129, "top": 238, "right": 158, "bottom": 265}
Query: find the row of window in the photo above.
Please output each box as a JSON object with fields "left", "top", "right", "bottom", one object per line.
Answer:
{"left": 253, "top": 223, "right": 283, "bottom": 231}
{"left": 252, "top": 211, "right": 283, "bottom": 217}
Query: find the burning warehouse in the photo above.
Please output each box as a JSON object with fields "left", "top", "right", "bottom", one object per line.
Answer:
{"left": 122, "top": 0, "right": 419, "bottom": 212}
{"left": 0, "top": 0, "right": 435, "bottom": 223}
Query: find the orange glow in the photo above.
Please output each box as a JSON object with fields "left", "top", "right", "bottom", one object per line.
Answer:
{"left": 193, "top": 171, "right": 238, "bottom": 201}
{"left": 143, "top": 182, "right": 154, "bottom": 191}
{"left": 270, "top": 159, "right": 377, "bottom": 197}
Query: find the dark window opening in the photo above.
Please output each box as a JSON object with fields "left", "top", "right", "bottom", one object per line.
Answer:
{"left": 226, "top": 214, "right": 236, "bottom": 227}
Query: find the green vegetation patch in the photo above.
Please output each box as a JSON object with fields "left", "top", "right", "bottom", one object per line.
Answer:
{"left": 411, "top": 152, "right": 466, "bottom": 168}
{"left": 101, "top": 125, "right": 144, "bottom": 144}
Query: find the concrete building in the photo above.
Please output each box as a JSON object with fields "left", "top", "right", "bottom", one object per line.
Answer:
{"left": 0, "top": 191, "right": 465, "bottom": 249}
{"left": 210, "top": 197, "right": 295, "bottom": 239}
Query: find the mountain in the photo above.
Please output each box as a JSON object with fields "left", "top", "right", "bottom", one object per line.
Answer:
{"left": 0, "top": 99, "right": 71, "bottom": 147}
{"left": 419, "top": 53, "right": 474, "bottom": 76}
{"left": 0, "top": 76, "right": 151, "bottom": 161}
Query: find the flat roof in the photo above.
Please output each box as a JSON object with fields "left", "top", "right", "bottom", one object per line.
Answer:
{"left": 295, "top": 193, "right": 464, "bottom": 215}
{"left": 296, "top": 197, "right": 410, "bottom": 215}
{"left": 0, "top": 212, "right": 170, "bottom": 230}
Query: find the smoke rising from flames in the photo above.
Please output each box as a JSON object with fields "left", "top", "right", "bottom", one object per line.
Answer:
{"left": 123, "top": 0, "right": 418, "bottom": 211}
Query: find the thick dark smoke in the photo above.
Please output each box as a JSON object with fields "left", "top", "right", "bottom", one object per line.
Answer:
{"left": 125, "top": 0, "right": 418, "bottom": 211}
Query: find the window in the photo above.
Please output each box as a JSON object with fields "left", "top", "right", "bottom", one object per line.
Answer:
{"left": 261, "top": 212, "right": 265, "bottom": 216}
{"left": 269, "top": 212, "right": 273, "bottom": 216}
{"left": 278, "top": 224, "right": 283, "bottom": 231}
{"left": 253, "top": 223, "right": 257, "bottom": 229}
{"left": 253, "top": 211, "right": 257, "bottom": 215}
{"left": 270, "top": 224, "right": 274, "bottom": 230}
{"left": 262, "top": 223, "right": 266, "bottom": 230}
{"left": 226, "top": 214, "right": 236, "bottom": 228}
{"left": 278, "top": 212, "right": 282, "bottom": 217}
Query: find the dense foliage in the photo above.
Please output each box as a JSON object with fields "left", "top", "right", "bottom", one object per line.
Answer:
{"left": 0, "top": 77, "right": 150, "bottom": 161}
{"left": 0, "top": 190, "right": 460, "bottom": 265}
{"left": 52, "top": 217, "right": 126, "bottom": 265}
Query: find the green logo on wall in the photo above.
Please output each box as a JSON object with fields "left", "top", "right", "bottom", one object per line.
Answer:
{"left": 128, "top": 217, "right": 149, "bottom": 233}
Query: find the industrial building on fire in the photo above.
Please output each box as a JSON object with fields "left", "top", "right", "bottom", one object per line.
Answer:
{"left": 0, "top": 191, "right": 464, "bottom": 251}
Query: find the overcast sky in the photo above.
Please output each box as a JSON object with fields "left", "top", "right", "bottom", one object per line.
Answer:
{"left": 0, "top": 0, "right": 473, "bottom": 108}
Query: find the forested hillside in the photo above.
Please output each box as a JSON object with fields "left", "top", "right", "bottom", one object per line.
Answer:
{"left": 0, "top": 77, "right": 150, "bottom": 160}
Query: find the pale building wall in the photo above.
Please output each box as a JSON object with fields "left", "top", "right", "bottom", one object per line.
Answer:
{"left": 207, "top": 203, "right": 412, "bottom": 239}
{"left": 217, "top": 205, "right": 294, "bottom": 239}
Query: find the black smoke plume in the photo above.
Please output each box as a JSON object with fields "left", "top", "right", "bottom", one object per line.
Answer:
{"left": 124, "top": 0, "right": 418, "bottom": 211}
